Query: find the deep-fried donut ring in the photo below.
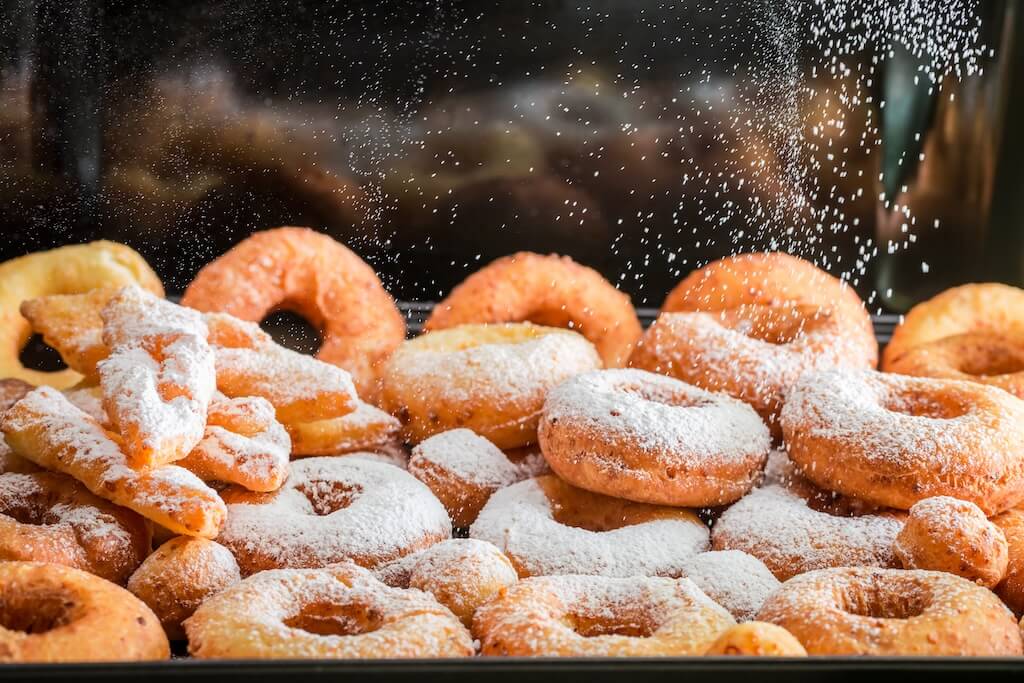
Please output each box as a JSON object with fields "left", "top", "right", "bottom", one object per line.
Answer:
{"left": 425, "top": 252, "right": 642, "bottom": 367}
{"left": 182, "top": 226, "right": 405, "bottom": 401}
{"left": 885, "top": 333, "right": 1024, "bottom": 398}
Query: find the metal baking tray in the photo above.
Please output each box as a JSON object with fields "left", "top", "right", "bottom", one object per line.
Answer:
{"left": 13, "top": 309, "right": 1009, "bottom": 680}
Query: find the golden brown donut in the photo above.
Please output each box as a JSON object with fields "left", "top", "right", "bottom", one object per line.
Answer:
{"left": 757, "top": 567, "right": 1022, "bottom": 655}
{"left": 288, "top": 400, "right": 401, "bottom": 457}
{"left": 408, "top": 428, "right": 548, "bottom": 527}
{"left": 0, "top": 471, "right": 151, "bottom": 585}
{"left": 0, "top": 561, "right": 169, "bottom": 662}
{"left": 381, "top": 323, "right": 600, "bottom": 448}
{"left": 885, "top": 333, "right": 1024, "bottom": 398}
{"left": 704, "top": 622, "right": 807, "bottom": 656}
{"left": 629, "top": 305, "right": 876, "bottom": 435}
{"left": 539, "top": 368, "right": 770, "bottom": 507}
{"left": 0, "top": 241, "right": 163, "bottom": 389}
{"left": 375, "top": 538, "right": 518, "bottom": 627}
{"left": 662, "top": 252, "right": 873, "bottom": 338}
{"left": 993, "top": 508, "right": 1024, "bottom": 613}
{"left": 185, "top": 562, "right": 474, "bottom": 659}
{"left": 473, "top": 574, "right": 735, "bottom": 656}
{"left": 780, "top": 368, "right": 1024, "bottom": 515}
{"left": 883, "top": 283, "right": 1024, "bottom": 368}
{"left": 425, "top": 252, "right": 642, "bottom": 367}
{"left": 182, "top": 227, "right": 405, "bottom": 401}
{"left": 893, "top": 496, "right": 1008, "bottom": 588}
{"left": 127, "top": 536, "right": 241, "bottom": 639}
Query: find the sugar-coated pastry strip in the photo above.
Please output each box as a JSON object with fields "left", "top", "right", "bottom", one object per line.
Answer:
{"left": 215, "top": 345, "right": 357, "bottom": 423}
{"left": 180, "top": 395, "right": 290, "bottom": 492}
{"left": 1, "top": 387, "right": 226, "bottom": 538}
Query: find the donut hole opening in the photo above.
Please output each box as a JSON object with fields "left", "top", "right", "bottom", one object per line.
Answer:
{"left": 884, "top": 394, "right": 970, "bottom": 420}
{"left": 18, "top": 334, "right": 68, "bottom": 373}
{"left": 616, "top": 383, "right": 711, "bottom": 411}
{"left": 0, "top": 587, "right": 78, "bottom": 634}
{"left": 285, "top": 600, "right": 383, "bottom": 637}
{"left": 544, "top": 488, "right": 669, "bottom": 532}
{"left": 719, "top": 306, "right": 832, "bottom": 345}
{"left": 958, "top": 353, "right": 1024, "bottom": 378}
{"left": 296, "top": 480, "right": 362, "bottom": 516}
{"left": 840, "top": 586, "right": 929, "bottom": 620}
{"left": 260, "top": 310, "right": 323, "bottom": 356}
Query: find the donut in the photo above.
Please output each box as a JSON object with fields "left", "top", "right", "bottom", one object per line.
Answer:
{"left": 704, "top": 622, "right": 807, "bottom": 656}
{"left": 472, "top": 574, "right": 735, "bottom": 656}
{"left": 127, "top": 536, "right": 241, "bottom": 640}
{"left": 178, "top": 394, "right": 291, "bottom": 492}
{"left": 181, "top": 226, "right": 406, "bottom": 401}
{"left": 629, "top": 304, "right": 876, "bottom": 434}
{"left": 538, "top": 369, "right": 771, "bottom": 507}
{"left": 712, "top": 454, "right": 905, "bottom": 580}
{"left": 0, "top": 471, "right": 150, "bottom": 584}
{"left": 408, "top": 428, "right": 549, "bottom": 527}
{"left": 883, "top": 283, "right": 1024, "bottom": 367}
{"left": 469, "top": 474, "right": 709, "bottom": 578}
{"left": 375, "top": 538, "right": 518, "bottom": 627}
{"left": 885, "top": 333, "right": 1024, "bottom": 398}
{"left": 288, "top": 400, "right": 401, "bottom": 457}
{"left": 2, "top": 386, "right": 227, "bottom": 538}
{"left": 0, "top": 561, "right": 169, "bottom": 662}
{"left": 780, "top": 368, "right": 1024, "bottom": 515}
{"left": 893, "top": 496, "right": 1008, "bottom": 588}
{"left": 661, "top": 252, "right": 873, "bottom": 339}
{"left": 425, "top": 252, "right": 643, "bottom": 367}
{"left": 185, "top": 562, "right": 474, "bottom": 659}
{"left": 680, "top": 551, "right": 781, "bottom": 622}
{"left": 0, "top": 241, "right": 163, "bottom": 388}
{"left": 757, "top": 567, "right": 1022, "bottom": 655}
{"left": 0, "top": 378, "right": 36, "bottom": 475}
{"left": 217, "top": 456, "right": 450, "bottom": 575}
{"left": 381, "top": 323, "right": 601, "bottom": 448}
{"left": 993, "top": 508, "right": 1024, "bottom": 613}
{"left": 98, "top": 286, "right": 216, "bottom": 469}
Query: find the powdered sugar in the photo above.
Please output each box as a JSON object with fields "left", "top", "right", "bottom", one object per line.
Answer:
{"left": 410, "top": 429, "right": 541, "bottom": 489}
{"left": 470, "top": 477, "right": 709, "bottom": 578}
{"left": 680, "top": 550, "right": 781, "bottom": 622}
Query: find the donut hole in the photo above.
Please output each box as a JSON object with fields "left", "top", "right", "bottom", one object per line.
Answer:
{"left": 884, "top": 394, "right": 970, "bottom": 420}
{"left": 616, "top": 383, "right": 710, "bottom": 411}
{"left": 840, "top": 586, "right": 929, "bottom": 620}
{"left": 296, "top": 480, "right": 362, "bottom": 516}
{"left": 260, "top": 310, "right": 323, "bottom": 356}
{"left": 0, "top": 587, "right": 78, "bottom": 634}
{"left": 719, "top": 305, "right": 829, "bottom": 346}
{"left": 284, "top": 600, "right": 383, "bottom": 637}
{"left": 958, "top": 352, "right": 1024, "bottom": 378}
{"left": 569, "top": 611, "right": 657, "bottom": 639}
{"left": 18, "top": 334, "right": 67, "bottom": 373}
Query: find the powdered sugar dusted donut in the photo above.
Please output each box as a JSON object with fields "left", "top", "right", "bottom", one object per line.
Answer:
{"left": 757, "top": 567, "right": 1022, "bottom": 655}
{"left": 470, "top": 474, "right": 709, "bottom": 578}
{"left": 893, "top": 496, "right": 1008, "bottom": 589}
{"left": 472, "top": 574, "right": 734, "bottom": 656}
{"left": 681, "top": 551, "right": 781, "bottom": 622}
{"left": 629, "top": 305, "right": 876, "bottom": 435}
{"left": 185, "top": 562, "right": 473, "bottom": 659}
{"left": 539, "top": 369, "right": 770, "bottom": 507}
{"left": 382, "top": 323, "right": 601, "bottom": 449}
{"left": 288, "top": 400, "right": 401, "bottom": 457}
{"left": 375, "top": 538, "right": 518, "bottom": 627}
{"left": 781, "top": 368, "right": 1024, "bottom": 515}
{"left": 409, "top": 429, "right": 548, "bottom": 527}
{"left": 712, "top": 482, "right": 904, "bottom": 580}
{"left": 218, "top": 457, "right": 450, "bottom": 575}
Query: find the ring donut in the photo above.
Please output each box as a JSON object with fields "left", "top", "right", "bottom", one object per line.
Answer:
{"left": 182, "top": 227, "right": 406, "bottom": 401}
{"left": 185, "top": 562, "right": 474, "bottom": 659}
{"left": 883, "top": 283, "right": 1024, "bottom": 367}
{"left": 381, "top": 323, "right": 600, "bottom": 448}
{"left": 539, "top": 369, "right": 770, "bottom": 507}
{"left": 425, "top": 252, "right": 643, "bottom": 367}
{"left": 780, "top": 368, "right": 1024, "bottom": 515}
{"left": 757, "top": 567, "right": 1022, "bottom": 655}
{"left": 0, "top": 561, "right": 169, "bottom": 662}
{"left": 885, "top": 333, "right": 1024, "bottom": 398}
{"left": 0, "top": 241, "right": 163, "bottom": 388}
{"left": 472, "top": 574, "right": 735, "bottom": 656}
{"left": 0, "top": 471, "right": 151, "bottom": 584}
{"left": 217, "top": 456, "right": 450, "bottom": 575}
{"left": 629, "top": 304, "right": 876, "bottom": 434}
{"left": 469, "top": 474, "right": 709, "bottom": 578}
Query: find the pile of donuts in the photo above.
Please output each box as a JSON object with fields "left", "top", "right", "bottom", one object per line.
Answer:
{"left": 3, "top": 227, "right": 1024, "bottom": 663}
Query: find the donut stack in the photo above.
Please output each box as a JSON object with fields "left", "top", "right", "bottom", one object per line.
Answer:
{"left": 3, "top": 231, "right": 1024, "bottom": 662}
